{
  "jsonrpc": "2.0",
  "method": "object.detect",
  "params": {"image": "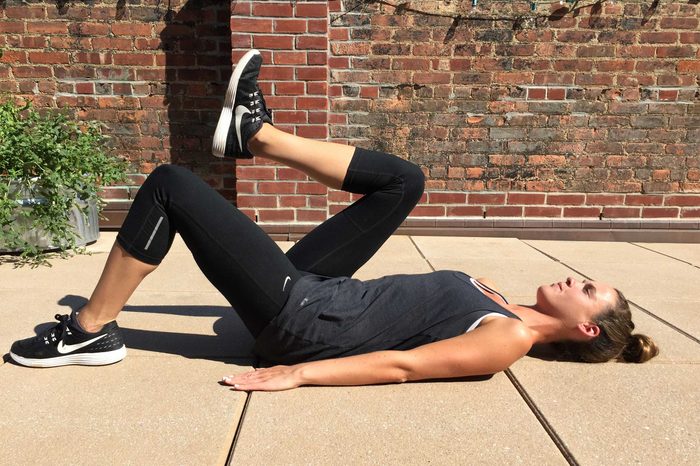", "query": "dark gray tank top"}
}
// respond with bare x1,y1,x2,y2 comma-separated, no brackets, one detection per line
254,270,520,365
